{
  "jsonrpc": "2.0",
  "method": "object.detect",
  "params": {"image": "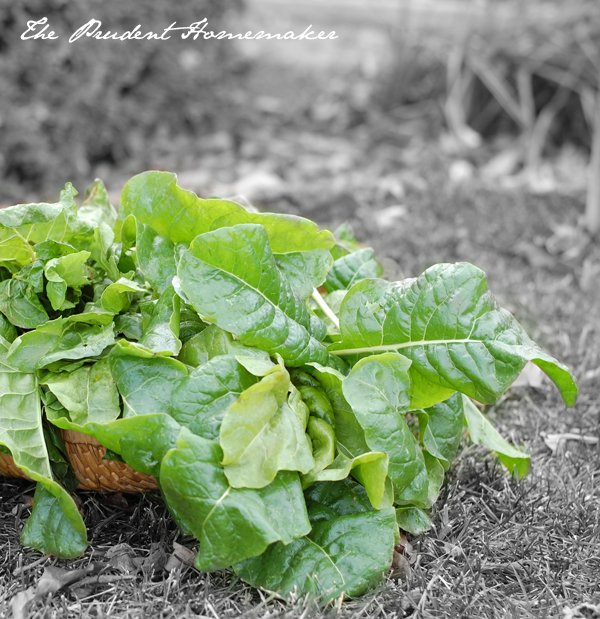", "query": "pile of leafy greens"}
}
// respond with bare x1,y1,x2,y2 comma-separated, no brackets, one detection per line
0,171,577,602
